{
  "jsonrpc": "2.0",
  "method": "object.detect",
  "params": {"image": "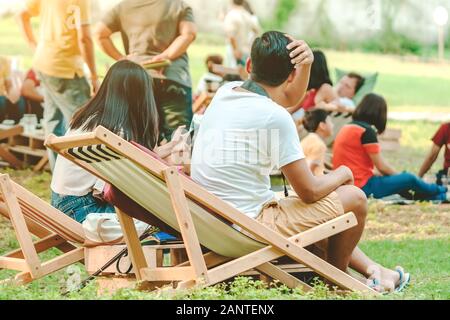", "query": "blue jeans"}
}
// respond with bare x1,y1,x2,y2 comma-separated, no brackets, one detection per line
0,95,26,123
51,192,115,223
362,172,448,201
37,72,90,171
